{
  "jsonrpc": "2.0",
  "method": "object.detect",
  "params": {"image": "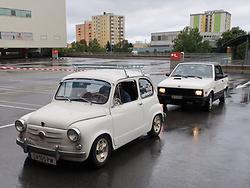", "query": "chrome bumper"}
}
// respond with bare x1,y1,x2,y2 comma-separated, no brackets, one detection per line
16,138,86,161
